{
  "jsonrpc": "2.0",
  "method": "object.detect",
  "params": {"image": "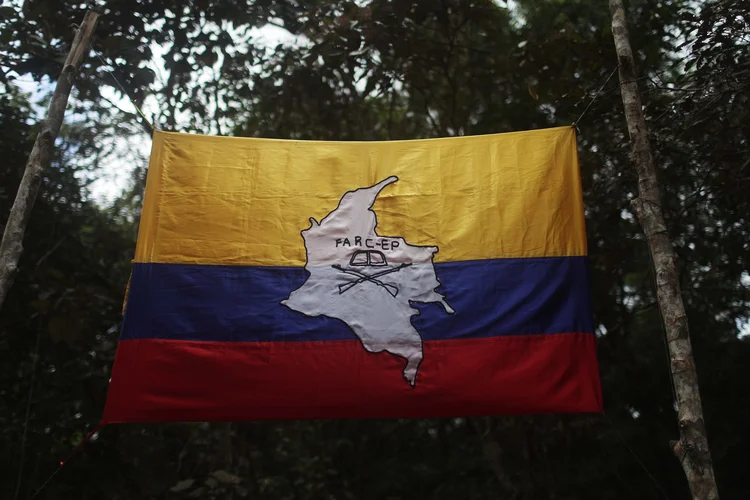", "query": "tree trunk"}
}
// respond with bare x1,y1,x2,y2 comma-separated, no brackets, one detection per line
0,10,99,311
608,1,719,499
